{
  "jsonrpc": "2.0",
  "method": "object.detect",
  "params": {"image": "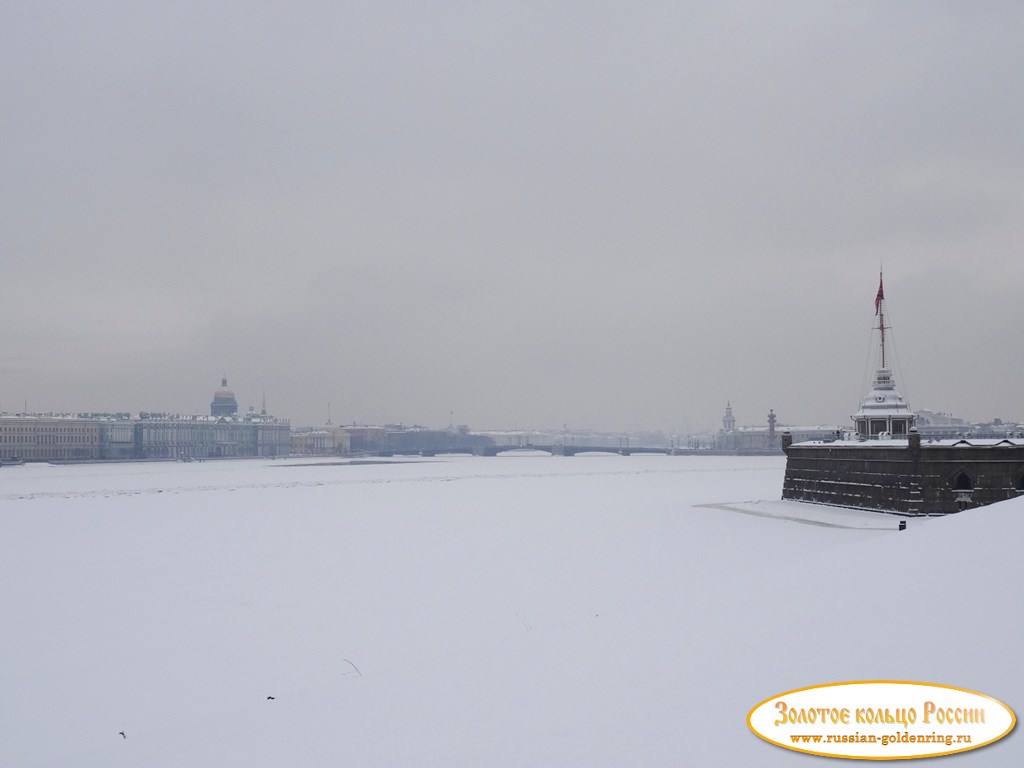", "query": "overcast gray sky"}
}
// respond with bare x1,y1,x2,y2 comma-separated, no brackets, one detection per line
3,1,1023,431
